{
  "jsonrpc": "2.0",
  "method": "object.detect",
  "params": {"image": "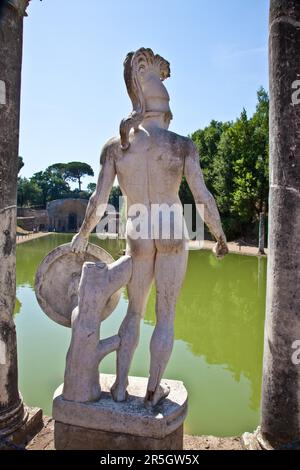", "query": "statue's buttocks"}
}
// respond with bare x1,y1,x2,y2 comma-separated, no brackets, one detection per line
105,128,190,254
